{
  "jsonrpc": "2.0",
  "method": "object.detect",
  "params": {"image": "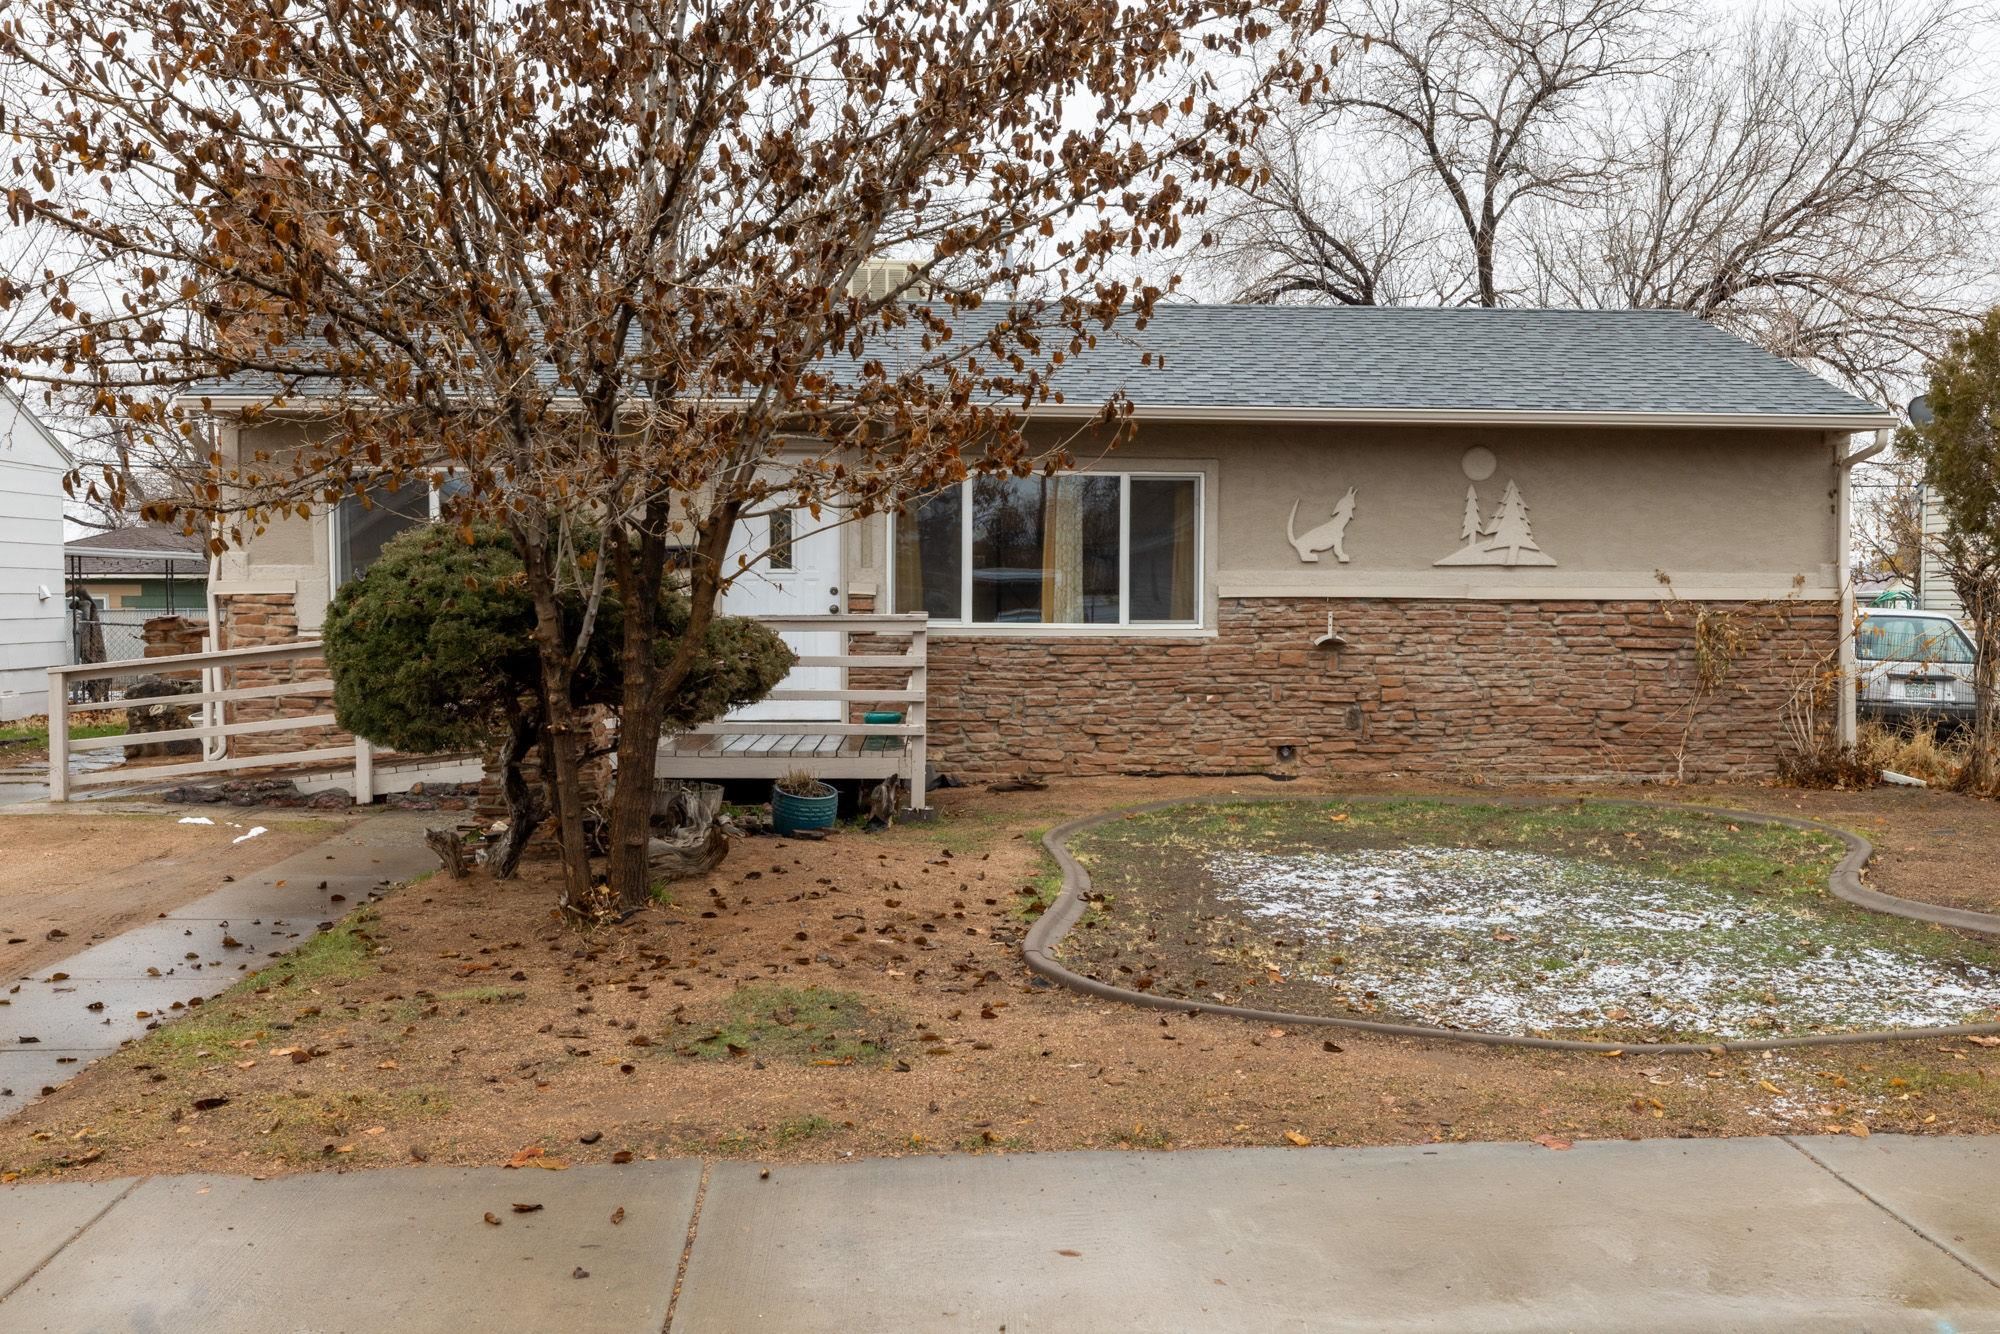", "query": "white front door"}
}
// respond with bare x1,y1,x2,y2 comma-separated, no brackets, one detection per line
721,506,842,722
